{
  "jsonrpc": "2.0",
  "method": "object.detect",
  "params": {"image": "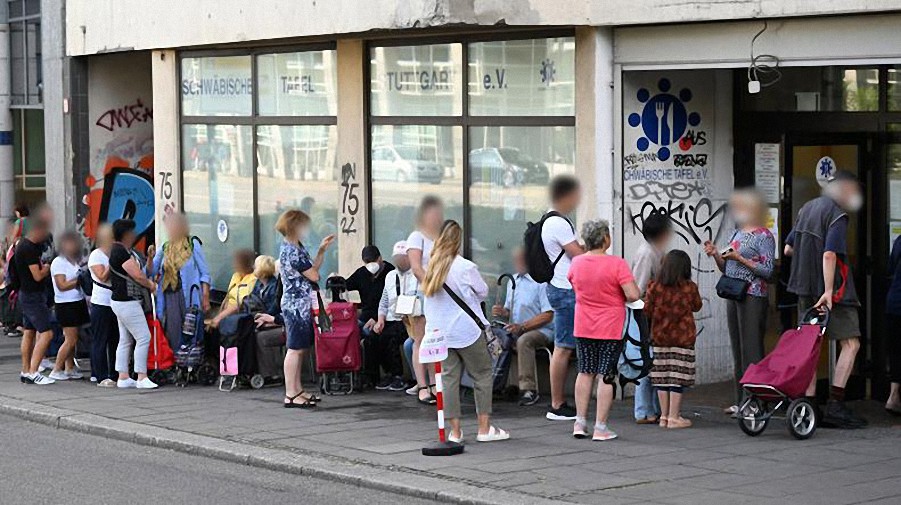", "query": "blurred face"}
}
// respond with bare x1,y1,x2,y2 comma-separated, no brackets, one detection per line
96,227,113,249
836,180,864,212
38,207,53,225
421,205,444,233
166,216,188,240
62,238,81,259
729,194,762,227
121,230,137,248
556,187,582,214
512,250,527,275
393,254,410,272
232,255,246,274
